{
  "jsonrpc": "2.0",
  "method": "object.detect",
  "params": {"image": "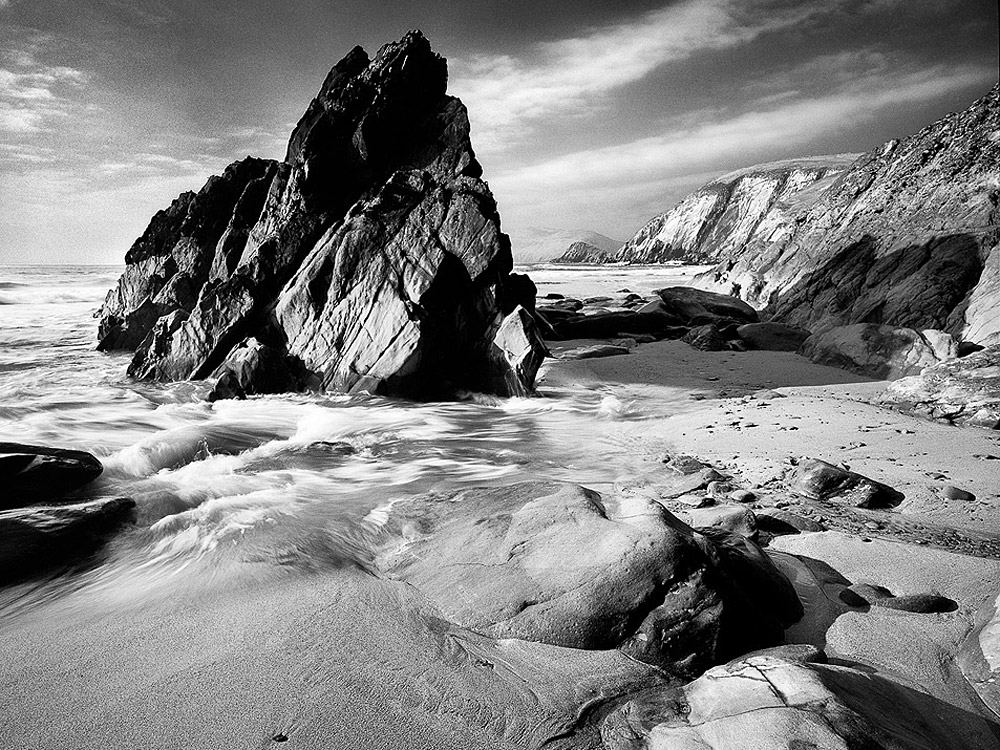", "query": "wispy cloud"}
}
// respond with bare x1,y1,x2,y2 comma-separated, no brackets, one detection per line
451,0,892,153
0,46,89,135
